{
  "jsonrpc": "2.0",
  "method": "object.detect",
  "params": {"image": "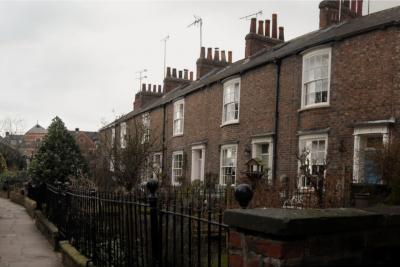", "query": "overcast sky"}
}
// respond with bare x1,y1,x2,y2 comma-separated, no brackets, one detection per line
0,0,398,135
